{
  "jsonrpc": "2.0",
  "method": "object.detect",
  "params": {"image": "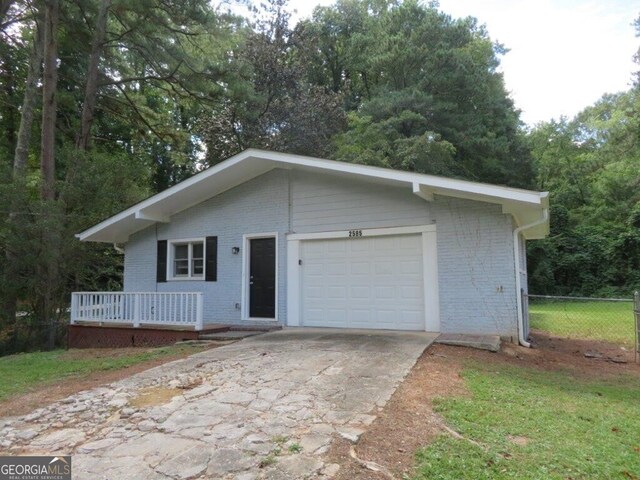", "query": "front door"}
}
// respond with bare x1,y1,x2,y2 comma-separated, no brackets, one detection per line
249,237,276,318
